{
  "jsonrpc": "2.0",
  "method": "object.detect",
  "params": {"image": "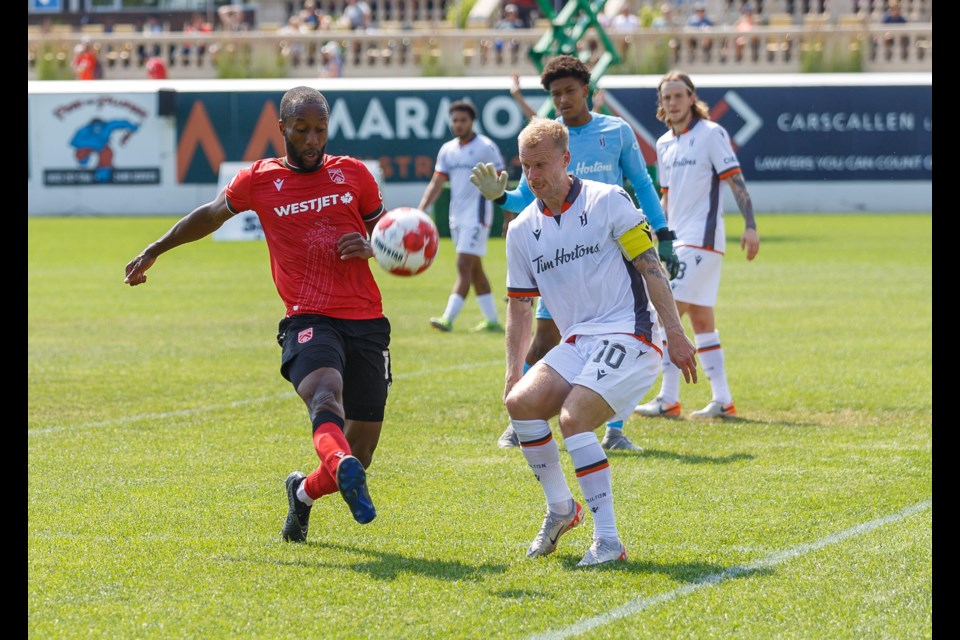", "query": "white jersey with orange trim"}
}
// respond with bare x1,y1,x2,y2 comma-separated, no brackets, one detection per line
505,177,658,345
656,118,741,254
435,133,505,231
